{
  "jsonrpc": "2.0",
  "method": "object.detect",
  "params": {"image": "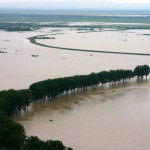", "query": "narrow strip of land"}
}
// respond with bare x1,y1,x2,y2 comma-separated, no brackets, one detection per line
28,36,150,56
